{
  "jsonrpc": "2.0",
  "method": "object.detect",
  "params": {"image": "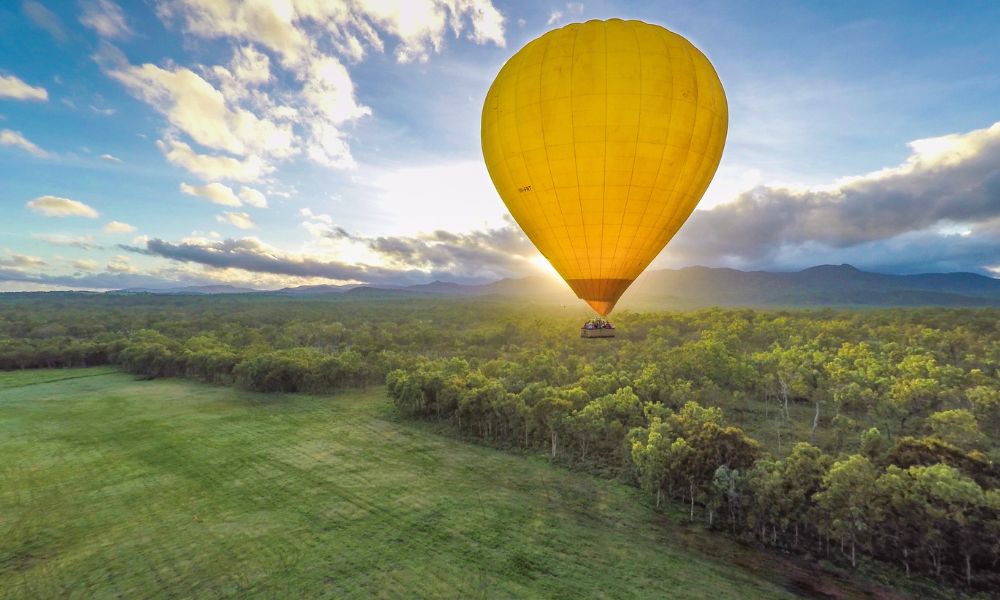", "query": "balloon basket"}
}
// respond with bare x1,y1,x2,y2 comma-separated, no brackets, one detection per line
581,318,615,338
